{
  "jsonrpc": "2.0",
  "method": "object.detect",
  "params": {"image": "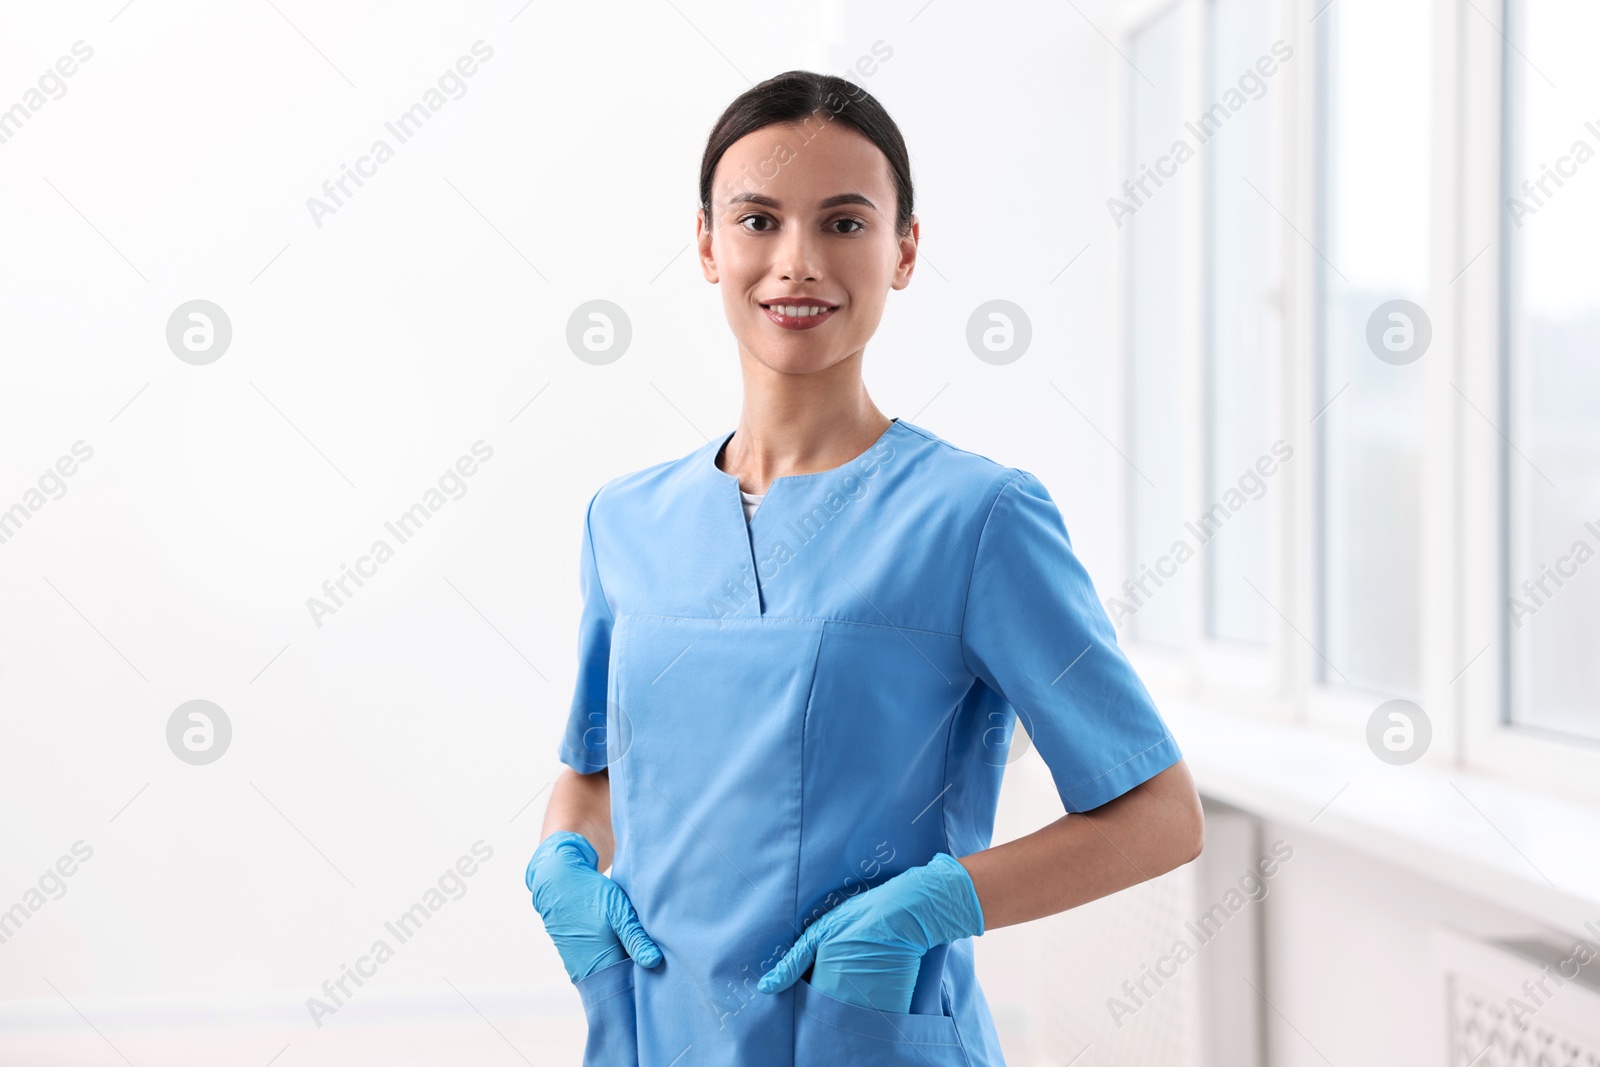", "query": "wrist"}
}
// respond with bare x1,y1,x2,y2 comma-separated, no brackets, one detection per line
527,831,599,892
926,852,986,941
551,831,600,868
